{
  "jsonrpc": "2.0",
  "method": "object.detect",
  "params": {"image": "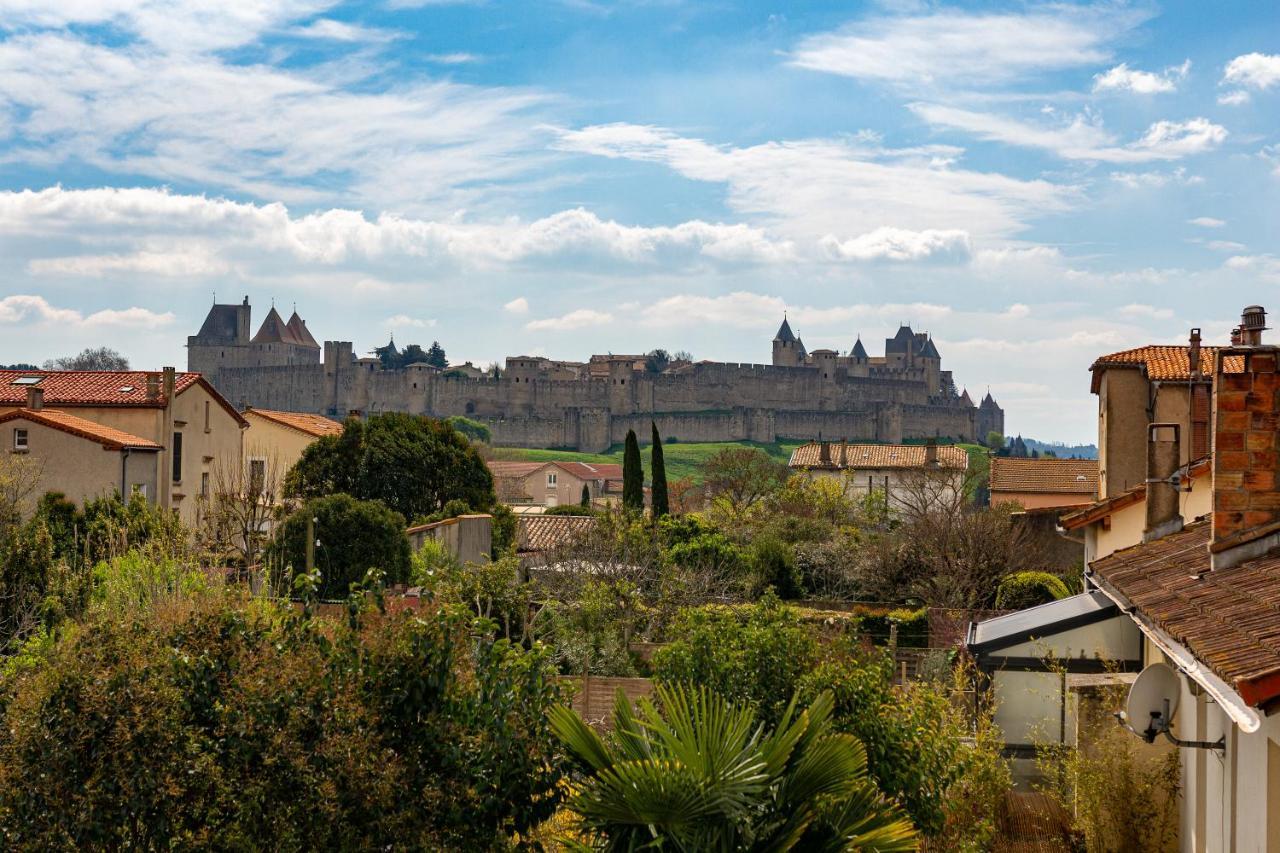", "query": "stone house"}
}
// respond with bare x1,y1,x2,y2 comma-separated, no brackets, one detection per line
0,367,247,526
487,460,624,508
243,407,343,488
970,307,1280,849
788,440,970,512
0,391,161,507
988,457,1099,510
